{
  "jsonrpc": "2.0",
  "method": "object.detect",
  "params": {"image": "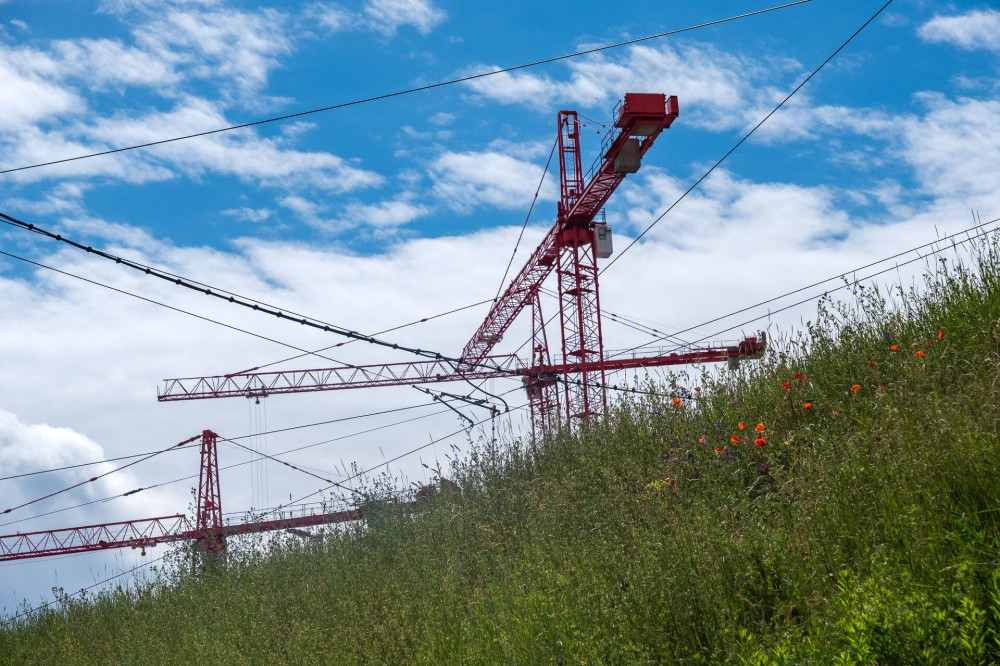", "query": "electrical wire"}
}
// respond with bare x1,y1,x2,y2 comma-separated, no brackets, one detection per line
0,0,817,177
0,434,201,517
0,401,463,531
636,219,1000,356
232,297,494,375
600,0,895,275
611,215,1000,356
3,554,166,624
492,135,559,305
217,435,358,495
0,402,450,484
